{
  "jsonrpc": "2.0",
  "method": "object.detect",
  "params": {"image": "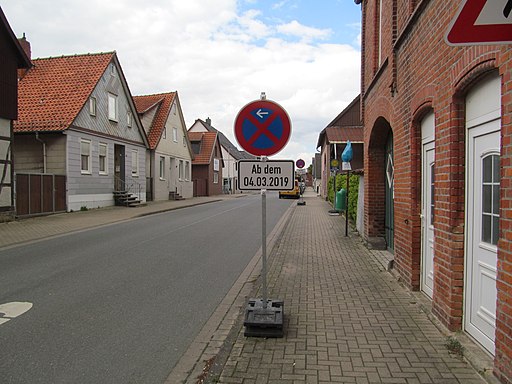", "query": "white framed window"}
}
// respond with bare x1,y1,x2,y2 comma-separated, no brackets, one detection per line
214,172,219,184
159,156,165,179
127,111,132,127
89,97,96,116
482,154,500,245
131,149,139,177
172,127,178,142
183,136,186,147
108,93,118,122
80,139,91,174
179,160,184,180
99,143,108,175
214,158,220,172
163,127,166,140
185,161,190,181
